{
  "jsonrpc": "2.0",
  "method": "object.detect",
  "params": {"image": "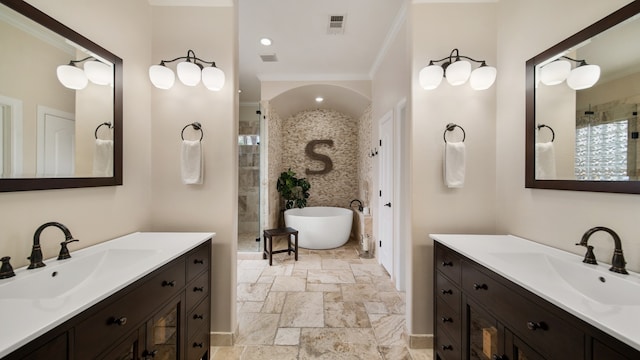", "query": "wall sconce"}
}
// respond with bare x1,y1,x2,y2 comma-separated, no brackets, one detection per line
539,56,600,90
149,49,225,91
57,56,112,90
419,48,497,91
